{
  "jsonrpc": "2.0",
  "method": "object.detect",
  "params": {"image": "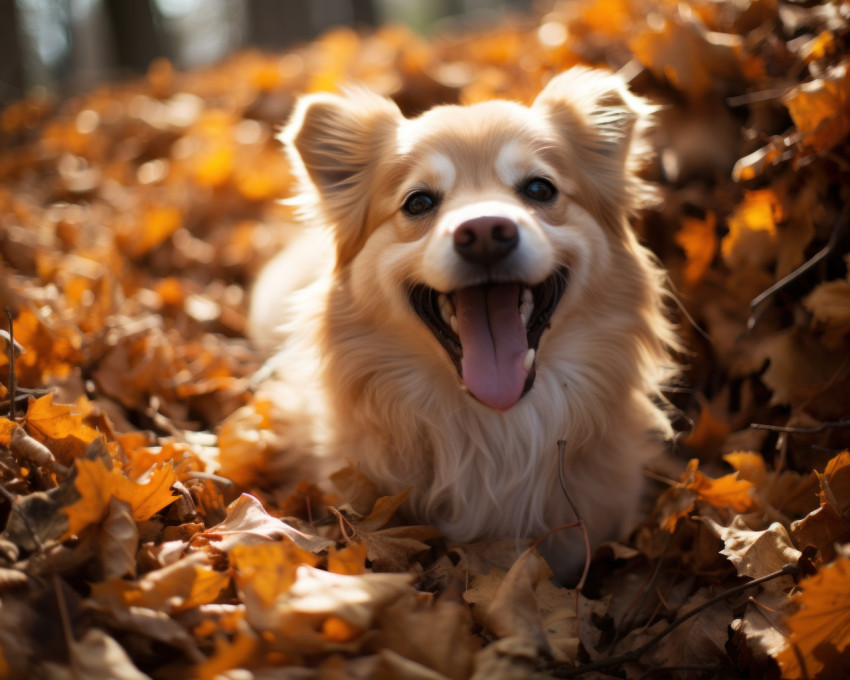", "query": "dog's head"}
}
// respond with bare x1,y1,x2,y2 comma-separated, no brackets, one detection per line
283,68,656,412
